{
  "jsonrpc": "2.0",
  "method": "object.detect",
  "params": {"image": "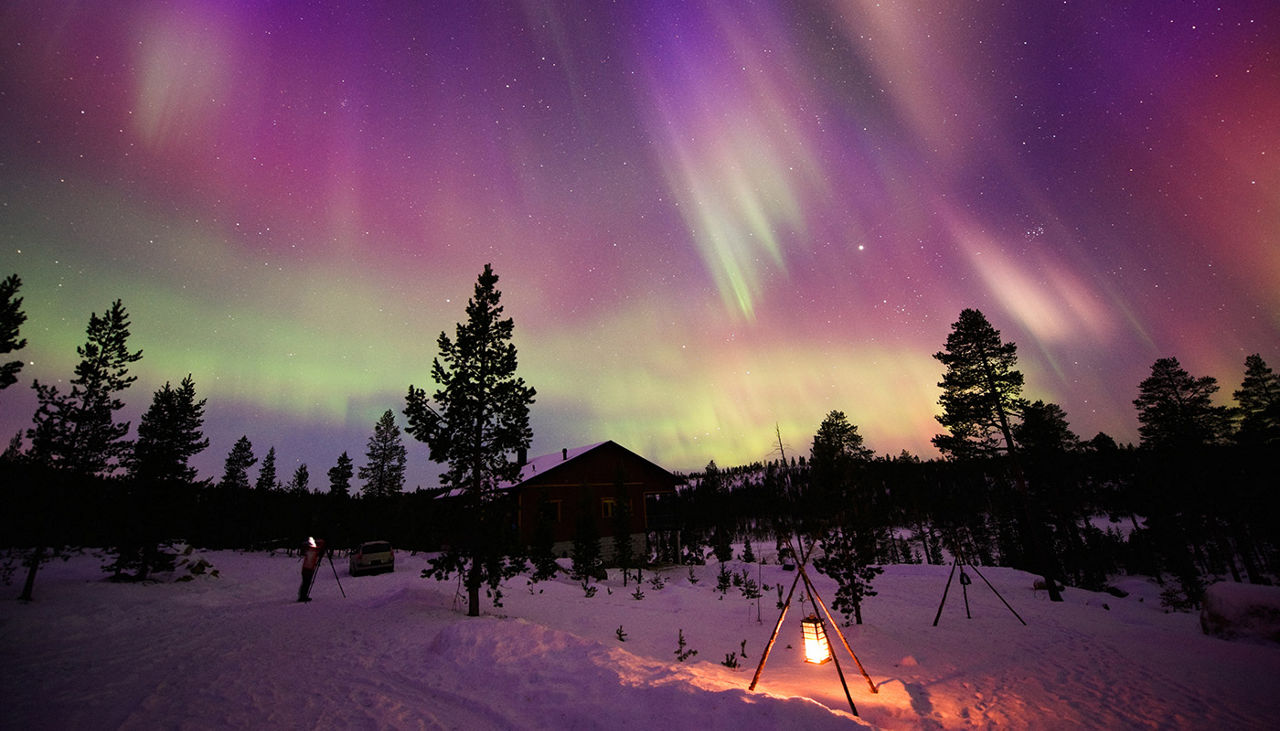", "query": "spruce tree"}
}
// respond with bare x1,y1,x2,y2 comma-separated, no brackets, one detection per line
1,273,27,391
404,264,536,616
256,446,280,492
1134,357,1230,451
327,452,354,497
1233,354,1280,446
288,463,310,494
29,300,143,476
359,409,407,498
219,436,257,491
